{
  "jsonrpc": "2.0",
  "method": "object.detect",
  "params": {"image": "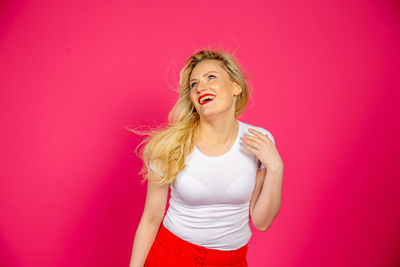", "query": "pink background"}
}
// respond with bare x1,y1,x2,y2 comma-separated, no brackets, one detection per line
1,0,399,266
